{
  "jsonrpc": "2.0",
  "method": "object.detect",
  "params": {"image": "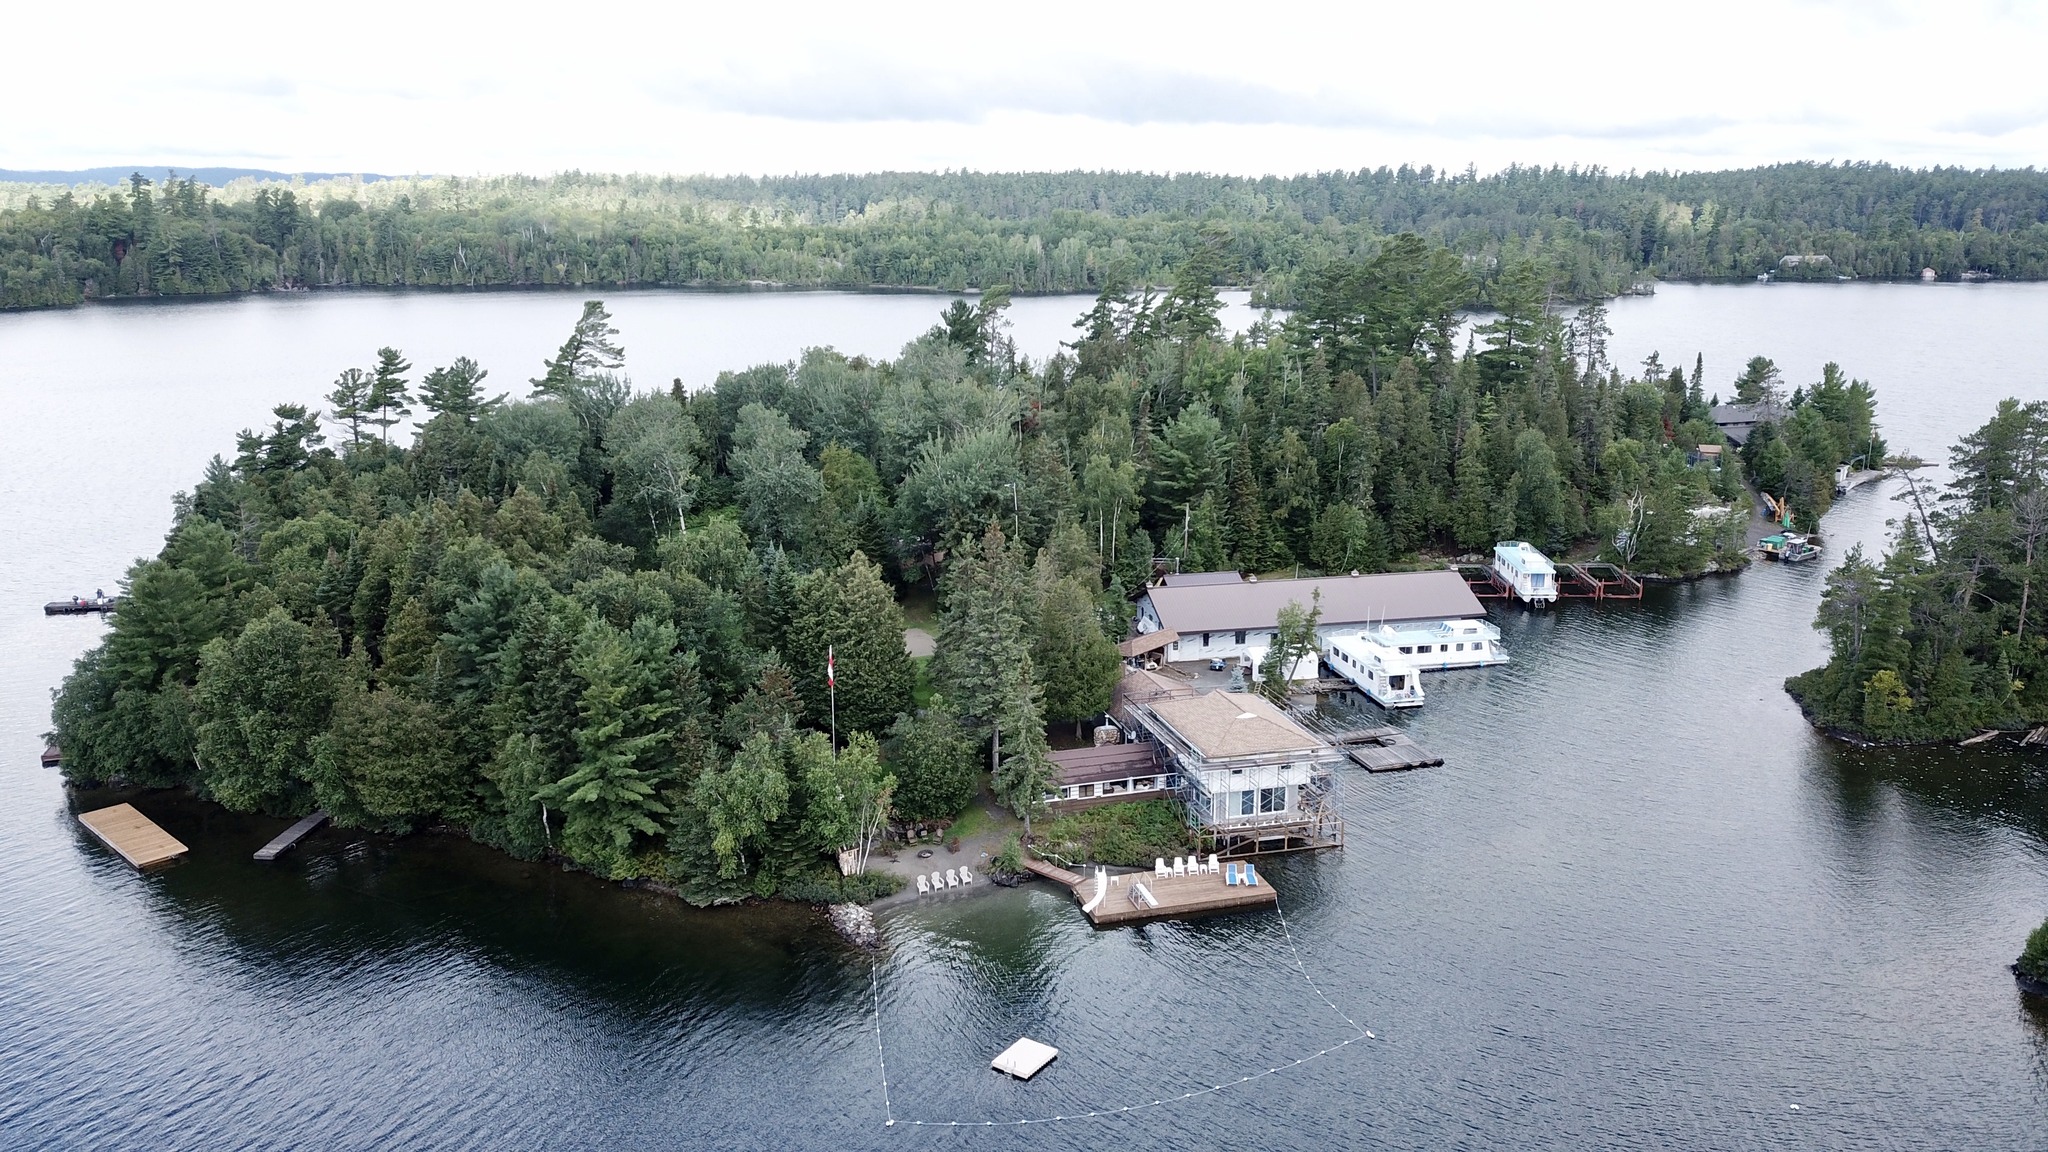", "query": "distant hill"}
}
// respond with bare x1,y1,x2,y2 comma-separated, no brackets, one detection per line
0,166,392,186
